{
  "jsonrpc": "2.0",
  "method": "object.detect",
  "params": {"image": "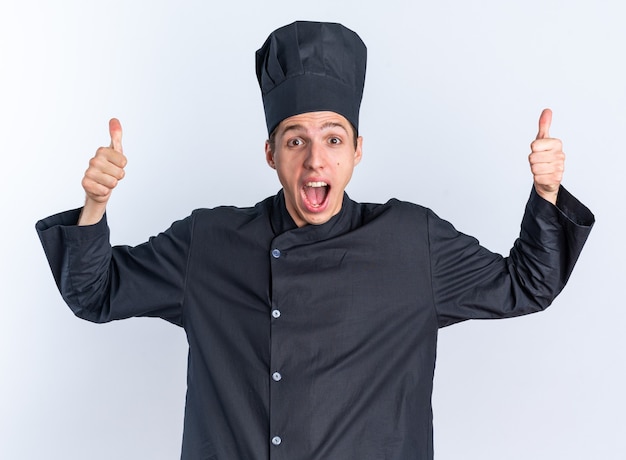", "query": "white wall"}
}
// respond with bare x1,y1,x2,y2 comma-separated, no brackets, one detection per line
1,1,623,458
